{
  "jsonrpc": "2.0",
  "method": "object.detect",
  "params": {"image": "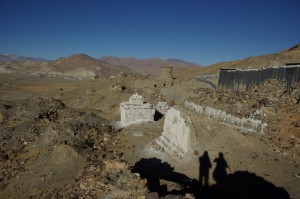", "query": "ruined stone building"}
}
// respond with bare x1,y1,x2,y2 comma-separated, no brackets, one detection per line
155,64,174,87
158,64,174,80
